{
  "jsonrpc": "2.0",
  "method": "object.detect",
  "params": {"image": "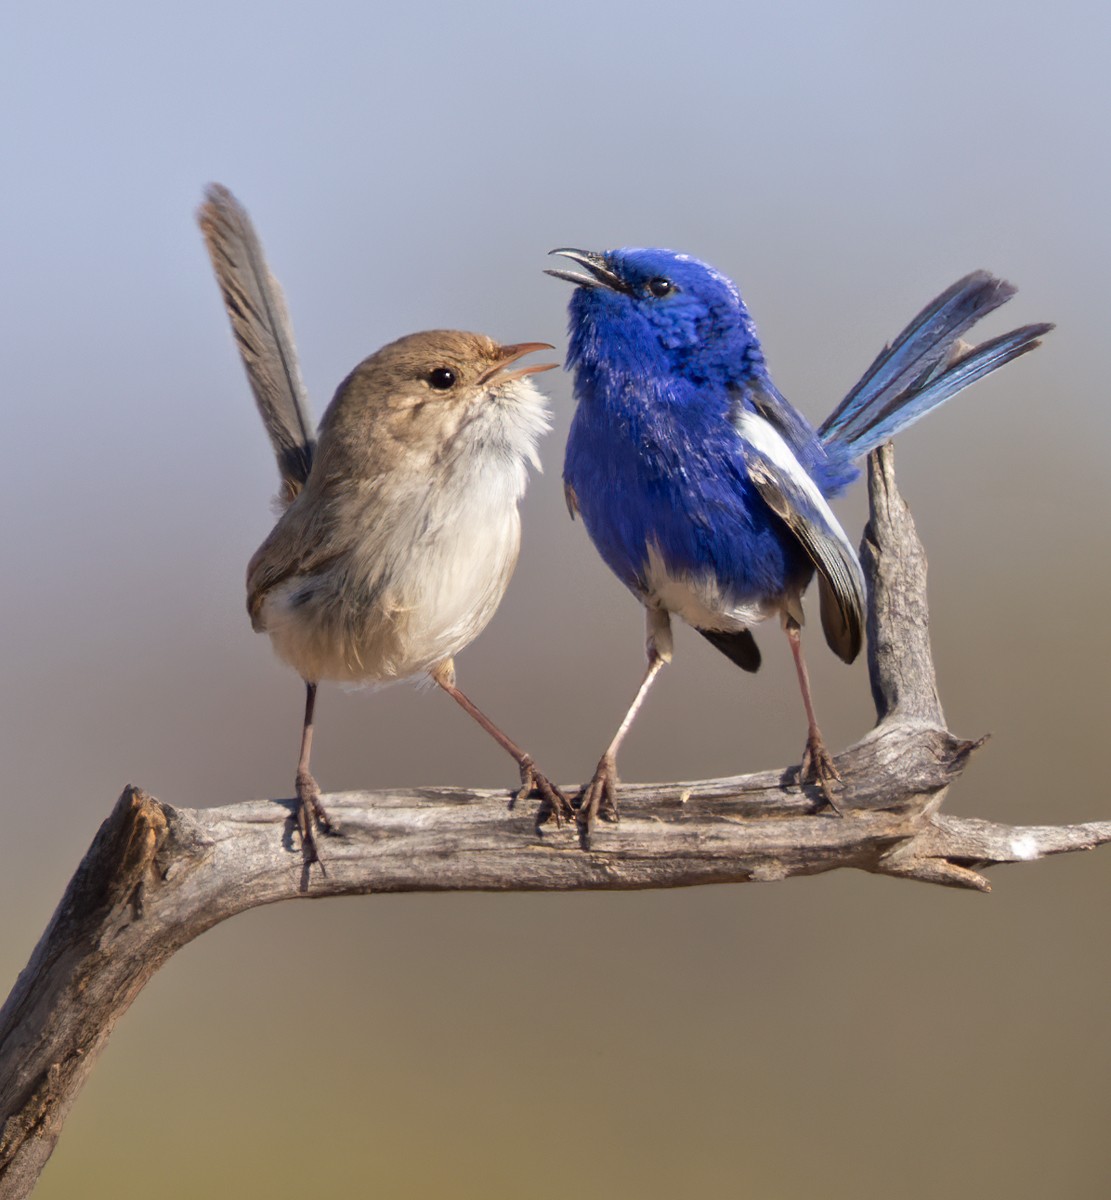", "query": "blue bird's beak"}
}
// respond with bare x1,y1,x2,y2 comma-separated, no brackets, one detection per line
545,248,630,293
